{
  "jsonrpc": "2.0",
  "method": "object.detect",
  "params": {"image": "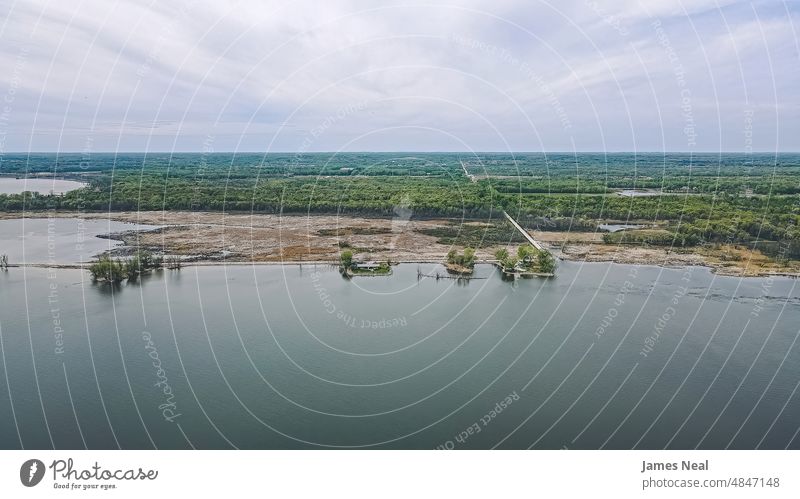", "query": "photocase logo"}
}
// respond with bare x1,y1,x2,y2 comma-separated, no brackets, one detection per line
20,459,45,487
